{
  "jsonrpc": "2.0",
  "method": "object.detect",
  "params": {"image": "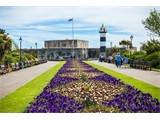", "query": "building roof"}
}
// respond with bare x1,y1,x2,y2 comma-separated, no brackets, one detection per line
45,39,88,43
